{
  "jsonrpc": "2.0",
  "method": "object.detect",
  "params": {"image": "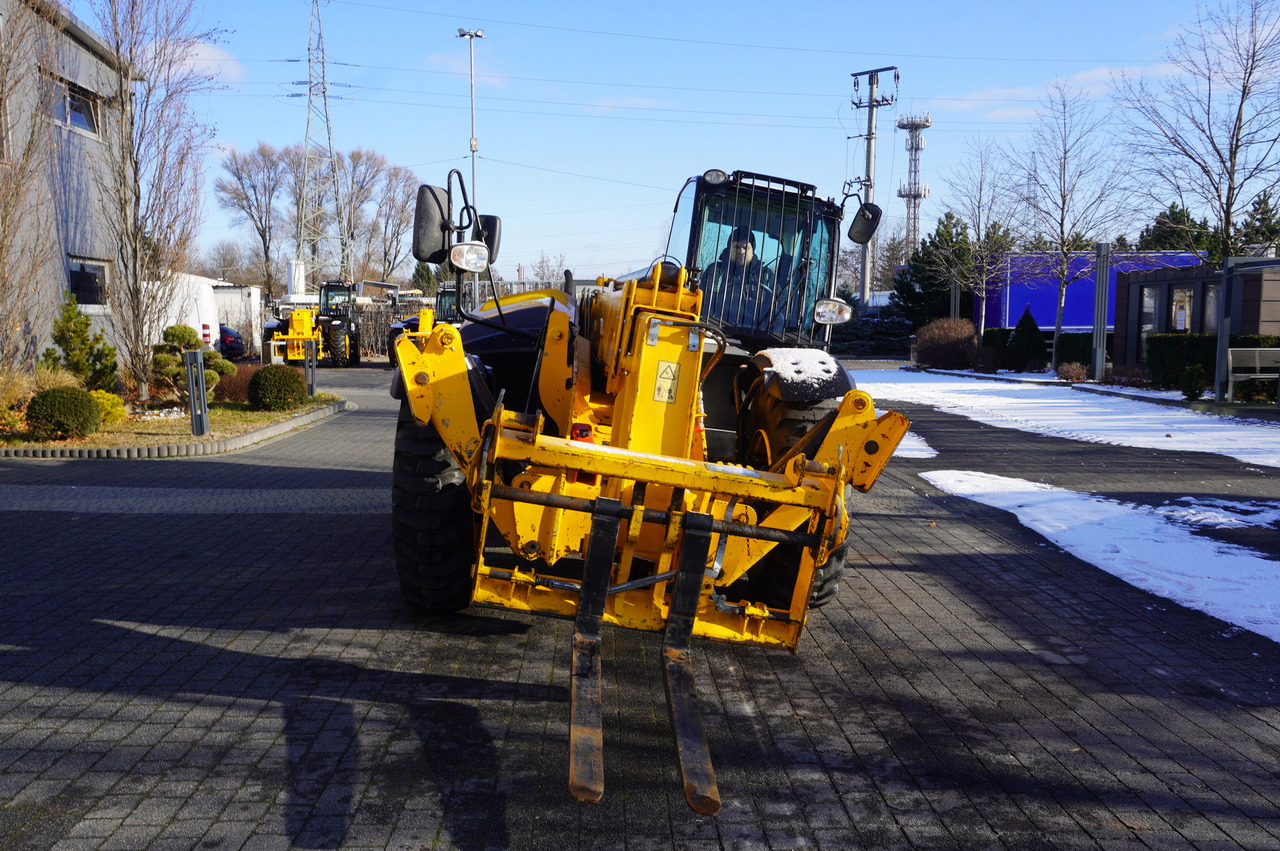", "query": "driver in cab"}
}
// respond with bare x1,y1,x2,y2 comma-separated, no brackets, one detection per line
702,226,771,323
